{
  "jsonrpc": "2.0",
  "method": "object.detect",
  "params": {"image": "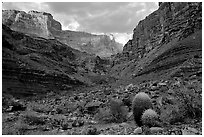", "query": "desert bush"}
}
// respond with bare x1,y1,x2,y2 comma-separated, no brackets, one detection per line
22,111,47,125
29,102,53,114
160,84,202,125
160,104,184,125
15,120,31,135
49,114,68,127
2,94,26,112
175,86,202,119
2,94,14,107
109,99,128,123
2,120,30,135
94,107,113,123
